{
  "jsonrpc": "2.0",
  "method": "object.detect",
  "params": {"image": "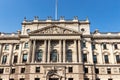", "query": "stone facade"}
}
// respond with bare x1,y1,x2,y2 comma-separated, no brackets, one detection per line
0,17,119,80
